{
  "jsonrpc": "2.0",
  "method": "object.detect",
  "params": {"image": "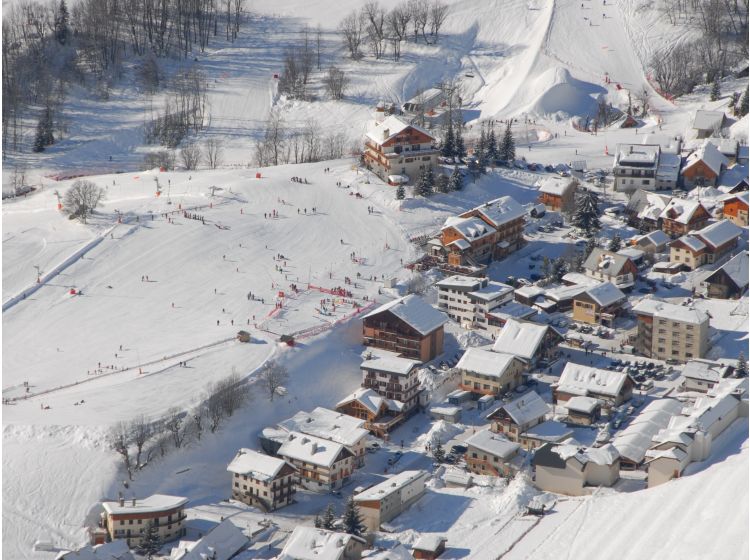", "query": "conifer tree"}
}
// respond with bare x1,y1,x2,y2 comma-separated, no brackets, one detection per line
572,188,602,237
584,236,598,259
441,122,455,158
435,173,450,193
432,440,446,463
55,0,70,45
608,233,622,252
396,183,405,200
416,168,432,197
710,80,721,102
739,87,749,117
33,107,55,153
737,351,748,378
321,503,336,530
500,121,515,163
476,125,487,163
136,522,162,559
448,165,463,191
454,122,466,159
486,123,498,163
342,497,366,537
